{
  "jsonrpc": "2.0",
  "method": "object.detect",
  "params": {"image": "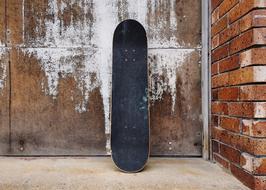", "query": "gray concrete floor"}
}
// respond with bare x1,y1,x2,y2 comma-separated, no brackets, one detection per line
0,157,249,190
